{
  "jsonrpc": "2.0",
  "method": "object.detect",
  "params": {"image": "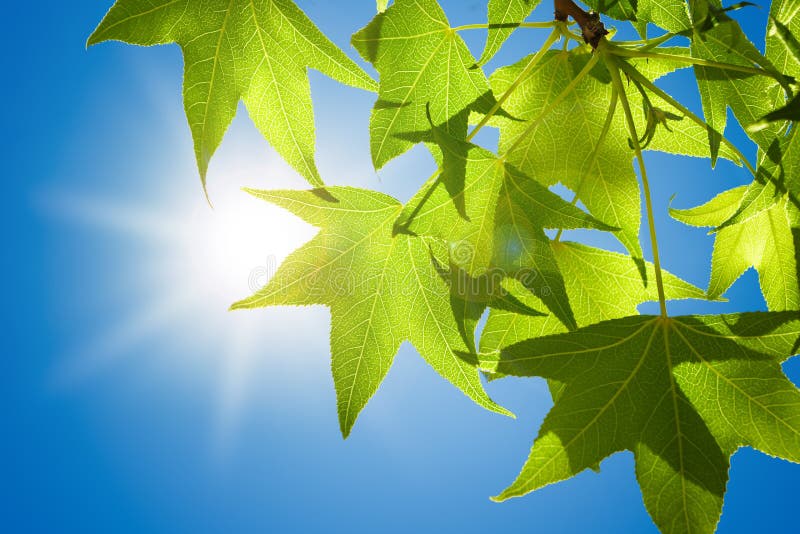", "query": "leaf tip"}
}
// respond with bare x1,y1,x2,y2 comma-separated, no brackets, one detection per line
704,289,726,302
86,26,106,48
229,297,254,311
339,414,357,440
202,182,214,209
193,150,216,200
486,397,515,419
565,316,579,332
489,493,508,503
